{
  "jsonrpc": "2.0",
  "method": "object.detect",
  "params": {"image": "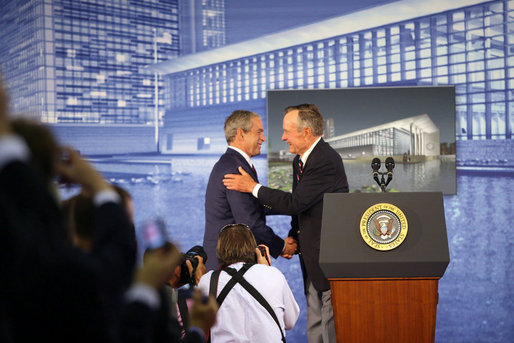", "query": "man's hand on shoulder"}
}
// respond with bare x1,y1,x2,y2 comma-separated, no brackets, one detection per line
223,166,257,193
